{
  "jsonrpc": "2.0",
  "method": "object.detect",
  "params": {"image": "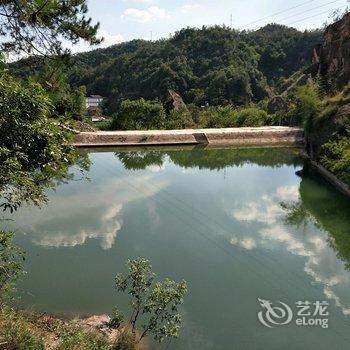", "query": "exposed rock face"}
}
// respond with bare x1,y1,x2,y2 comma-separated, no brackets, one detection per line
267,96,288,114
168,89,187,109
312,13,350,88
